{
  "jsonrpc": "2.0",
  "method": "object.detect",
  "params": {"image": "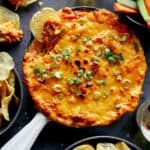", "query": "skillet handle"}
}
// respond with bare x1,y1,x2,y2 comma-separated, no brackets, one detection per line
1,112,48,150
